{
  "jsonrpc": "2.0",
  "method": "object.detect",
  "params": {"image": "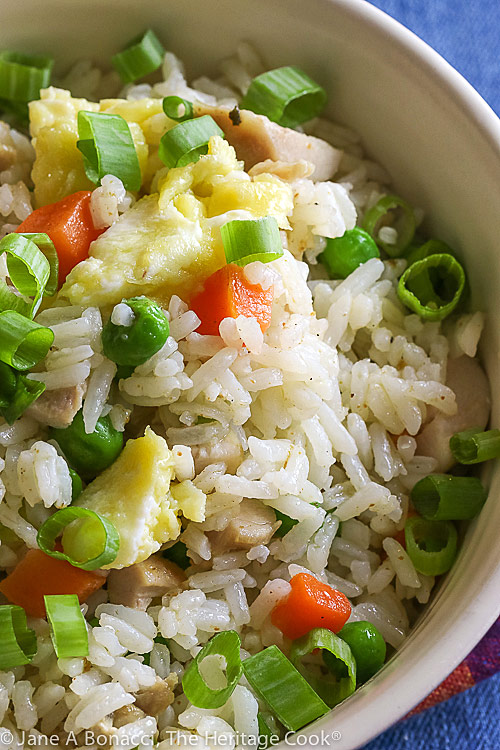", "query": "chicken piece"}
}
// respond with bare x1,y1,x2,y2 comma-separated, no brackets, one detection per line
113,704,145,728
209,498,278,553
193,103,341,182
248,158,315,181
191,433,243,474
107,555,185,610
416,355,490,472
134,673,177,716
26,384,85,429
